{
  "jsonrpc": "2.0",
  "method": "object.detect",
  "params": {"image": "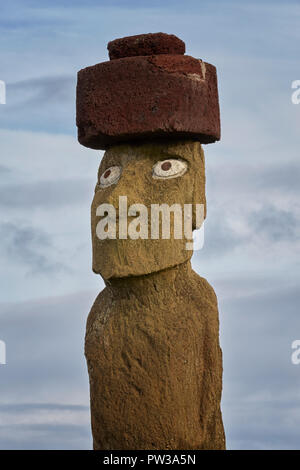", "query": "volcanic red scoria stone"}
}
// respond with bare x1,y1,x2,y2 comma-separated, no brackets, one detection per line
76,33,220,150
107,32,186,60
